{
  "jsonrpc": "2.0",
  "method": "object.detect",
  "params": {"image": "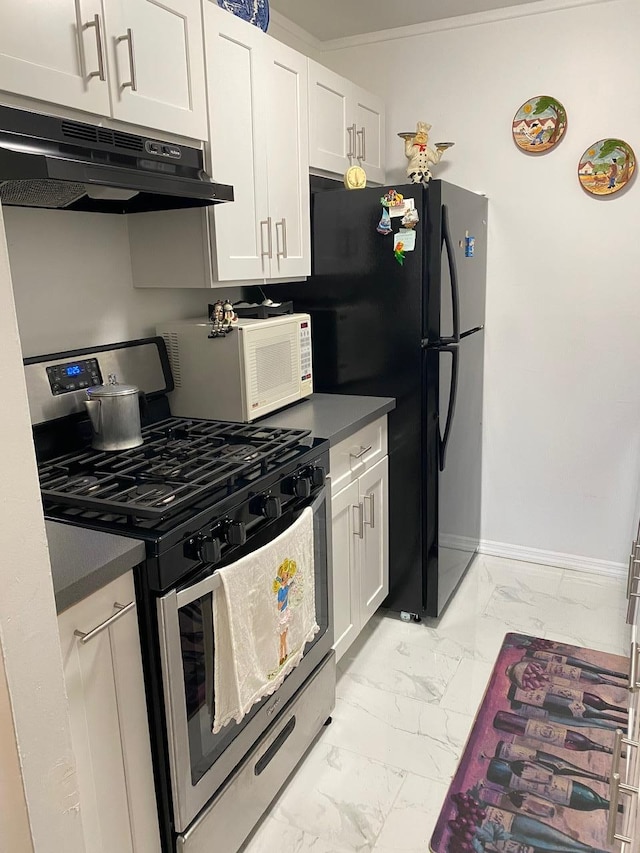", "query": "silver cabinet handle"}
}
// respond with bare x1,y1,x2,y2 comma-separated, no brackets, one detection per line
84,14,106,81
629,640,640,692
276,219,288,259
627,575,640,625
260,218,273,260
117,28,137,91
364,493,375,529
353,503,364,539
347,125,355,162
357,127,366,162
74,601,135,645
608,730,640,845
627,548,639,597
350,444,372,461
